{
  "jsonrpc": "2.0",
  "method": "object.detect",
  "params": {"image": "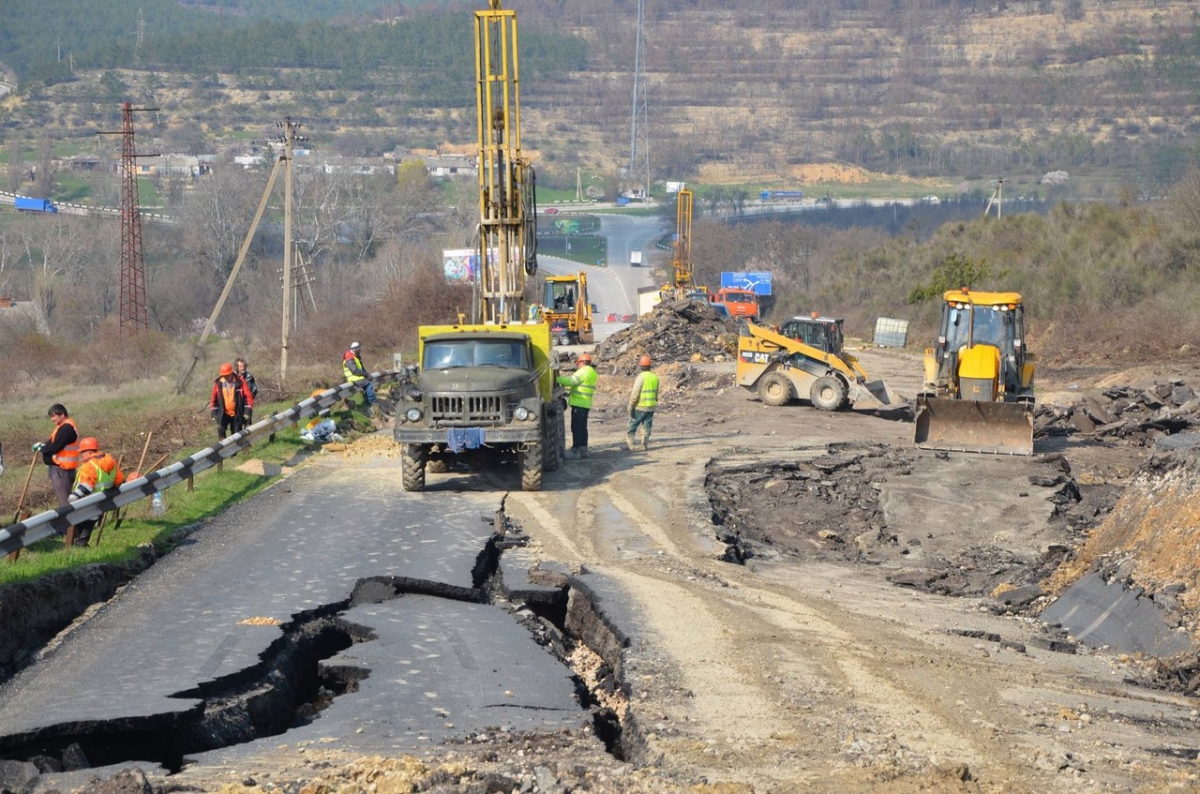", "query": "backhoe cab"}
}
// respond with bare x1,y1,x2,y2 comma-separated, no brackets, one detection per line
736,316,896,411
914,288,1035,455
